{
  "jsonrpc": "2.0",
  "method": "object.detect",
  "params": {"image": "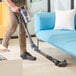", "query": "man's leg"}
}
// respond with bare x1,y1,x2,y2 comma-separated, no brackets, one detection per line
0,9,18,52
18,23,36,60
